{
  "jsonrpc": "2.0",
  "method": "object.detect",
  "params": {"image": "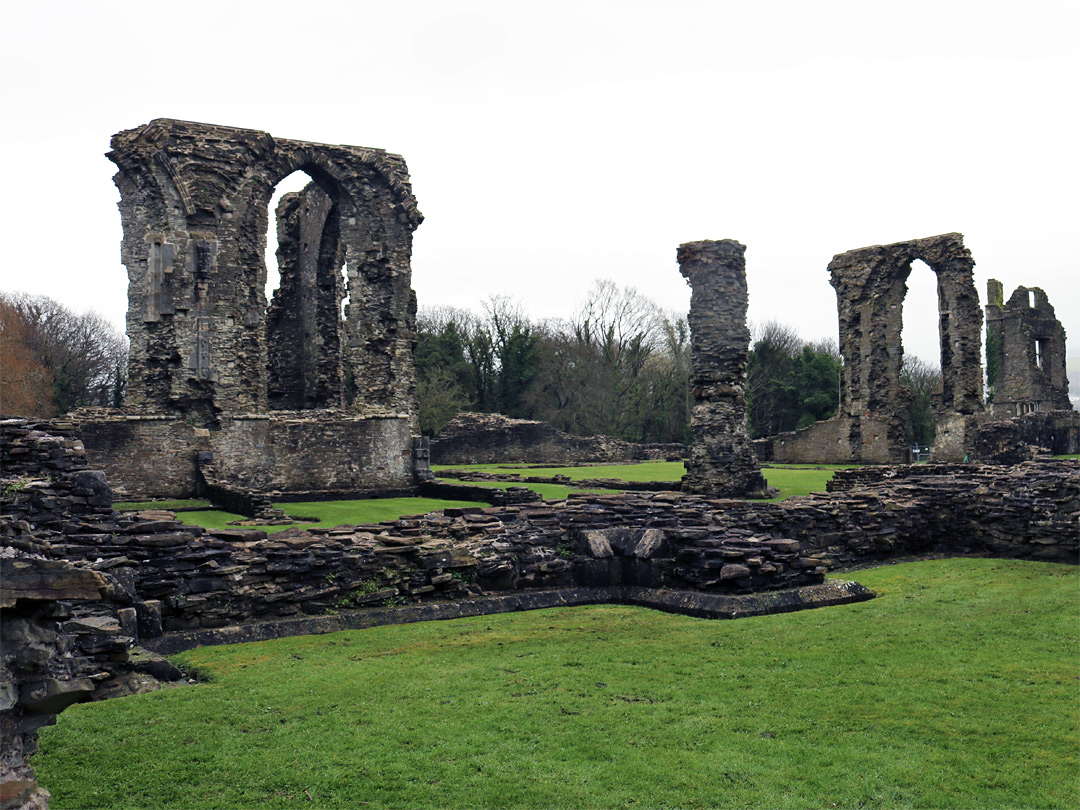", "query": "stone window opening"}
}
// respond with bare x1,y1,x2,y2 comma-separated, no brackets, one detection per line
1035,338,1045,370
900,259,943,371
264,169,349,411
